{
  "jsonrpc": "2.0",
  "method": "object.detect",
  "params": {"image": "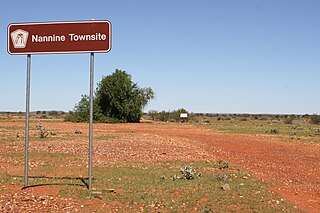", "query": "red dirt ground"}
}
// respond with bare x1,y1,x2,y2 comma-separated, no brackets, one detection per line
1,121,320,212
97,122,320,212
